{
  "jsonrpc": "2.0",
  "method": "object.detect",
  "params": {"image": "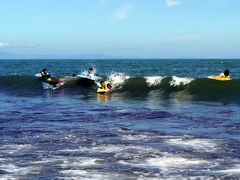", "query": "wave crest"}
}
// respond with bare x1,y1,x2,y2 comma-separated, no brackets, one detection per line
1,75,240,102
